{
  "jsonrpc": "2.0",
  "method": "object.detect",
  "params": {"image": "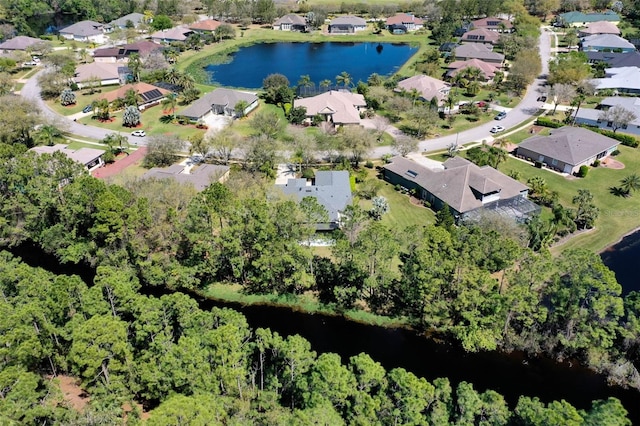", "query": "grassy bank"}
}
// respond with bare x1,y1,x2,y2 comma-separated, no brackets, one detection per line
203,282,410,328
